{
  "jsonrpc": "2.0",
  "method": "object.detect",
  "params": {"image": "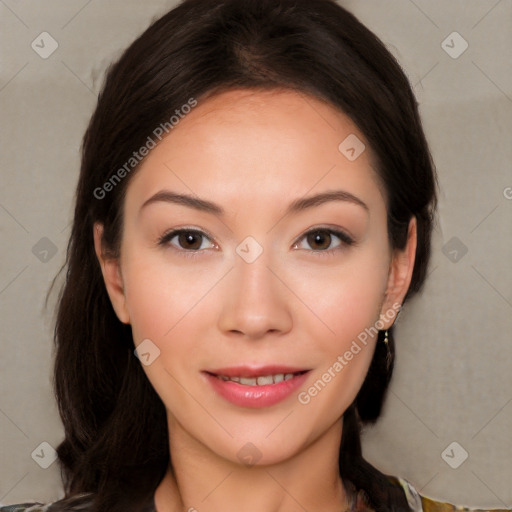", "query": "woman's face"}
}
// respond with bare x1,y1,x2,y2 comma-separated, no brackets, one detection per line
94,88,415,466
